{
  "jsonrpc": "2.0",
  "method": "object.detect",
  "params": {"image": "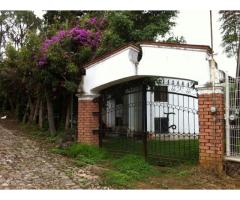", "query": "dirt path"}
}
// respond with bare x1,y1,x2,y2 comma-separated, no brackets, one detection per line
0,123,104,189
